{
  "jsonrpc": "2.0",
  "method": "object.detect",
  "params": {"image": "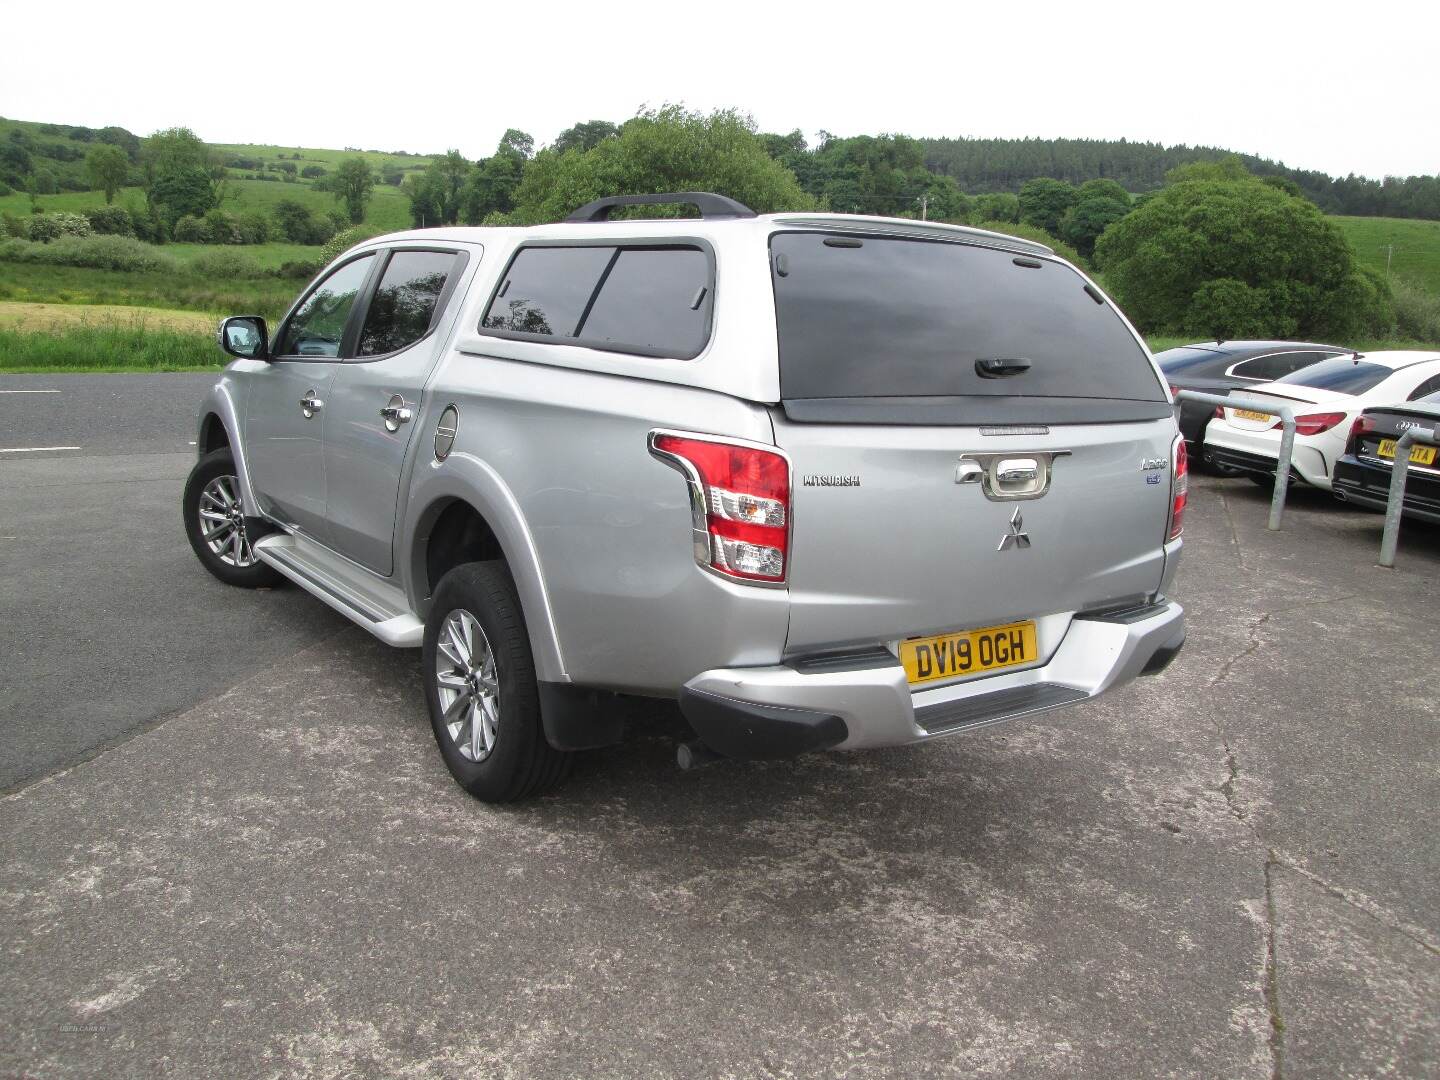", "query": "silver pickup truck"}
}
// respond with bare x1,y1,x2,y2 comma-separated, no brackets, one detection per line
185,192,1186,802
